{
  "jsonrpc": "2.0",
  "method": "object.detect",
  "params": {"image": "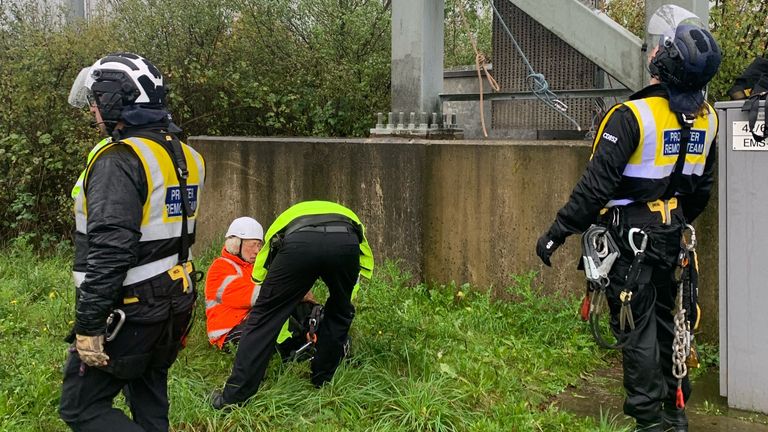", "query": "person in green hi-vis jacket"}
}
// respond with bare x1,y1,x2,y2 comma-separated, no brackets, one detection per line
210,200,374,408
